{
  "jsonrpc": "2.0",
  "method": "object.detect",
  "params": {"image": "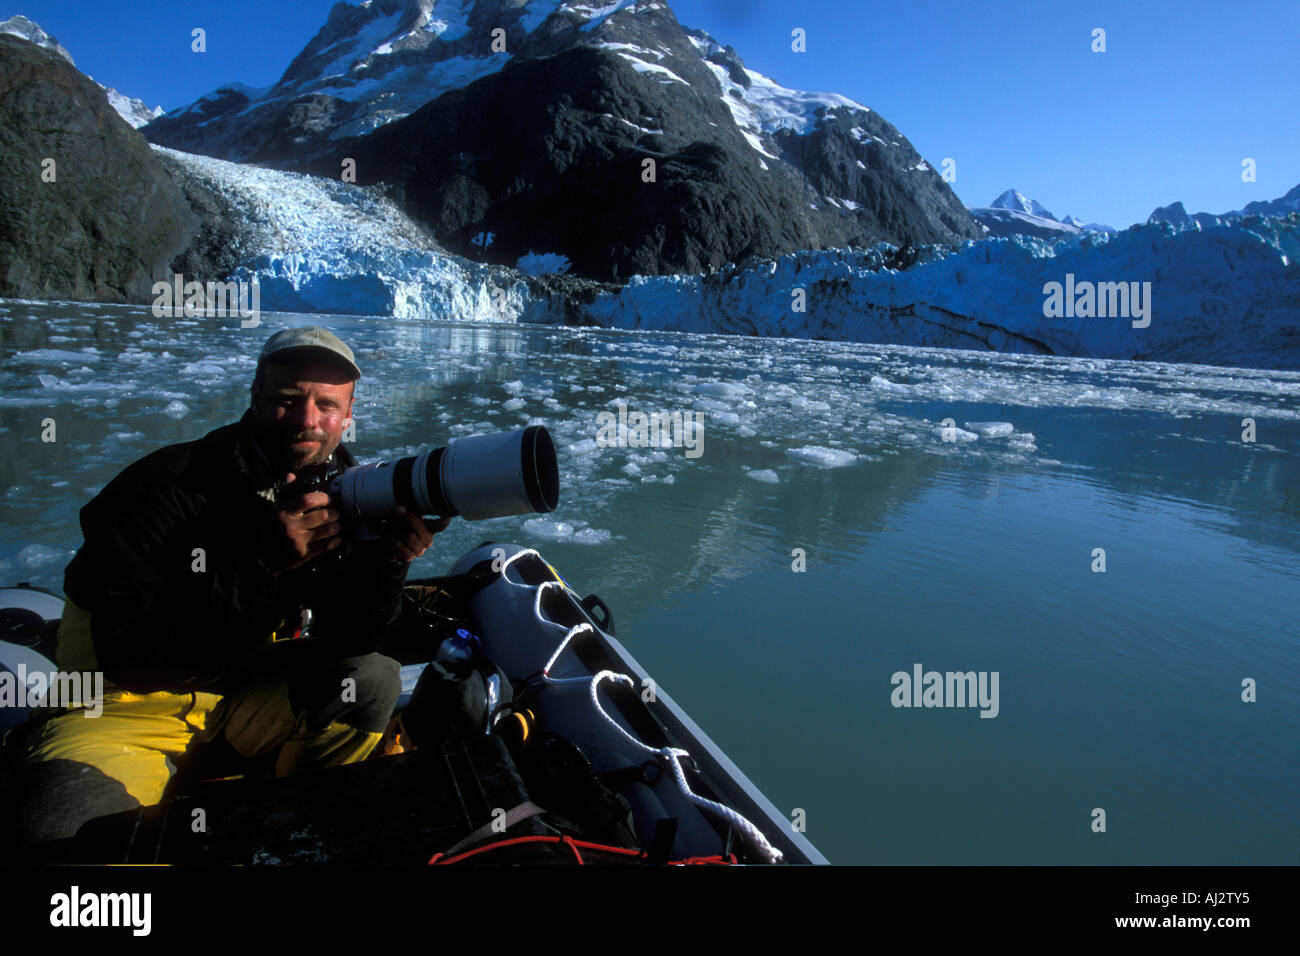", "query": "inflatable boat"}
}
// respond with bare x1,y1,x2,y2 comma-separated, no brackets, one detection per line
0,544,827,865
